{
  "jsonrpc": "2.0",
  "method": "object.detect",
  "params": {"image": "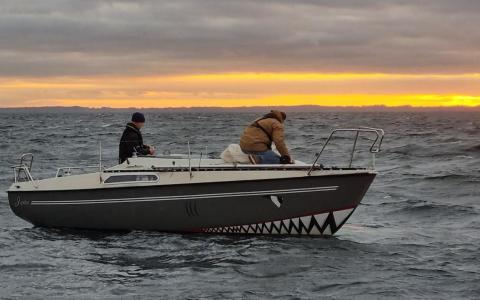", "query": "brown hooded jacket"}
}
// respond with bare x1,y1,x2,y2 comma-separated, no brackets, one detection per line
239,110,290,156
